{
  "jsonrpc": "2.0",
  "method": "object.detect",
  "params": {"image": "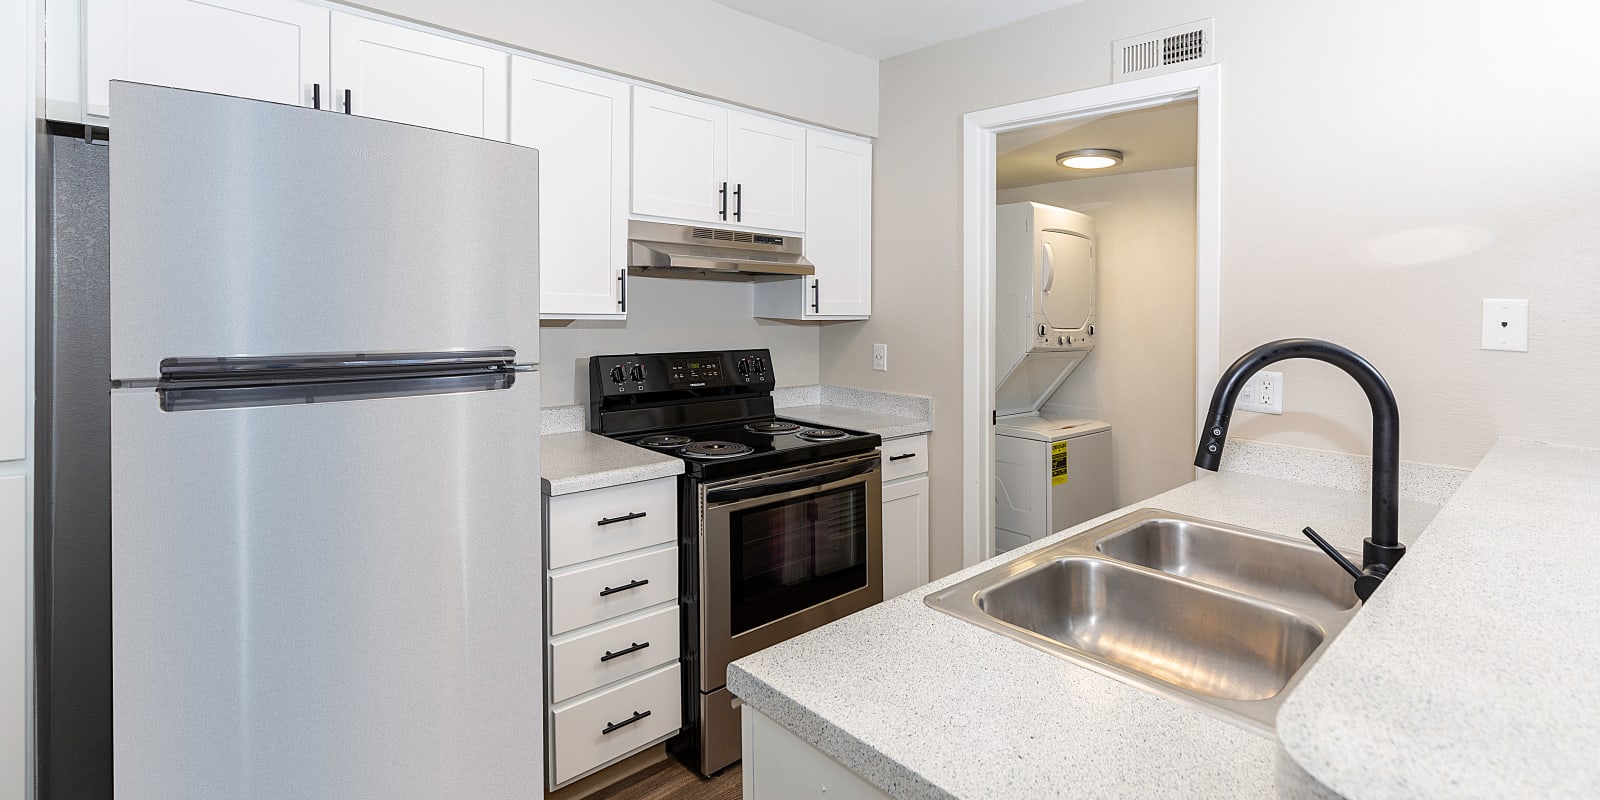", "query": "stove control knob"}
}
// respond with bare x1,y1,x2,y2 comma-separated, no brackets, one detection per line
630,364,647,383
609,365,626,384
753,356,766,375
736,358,750,377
